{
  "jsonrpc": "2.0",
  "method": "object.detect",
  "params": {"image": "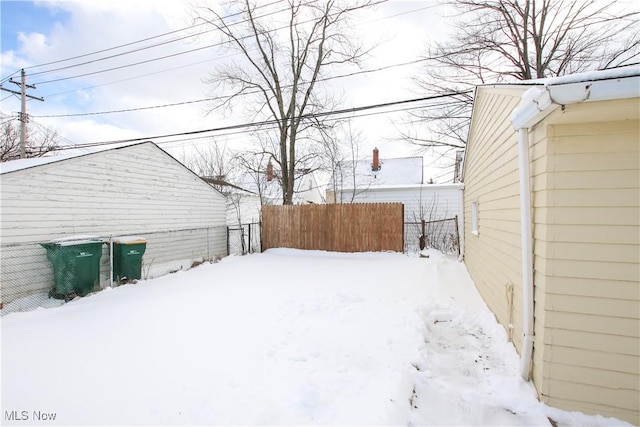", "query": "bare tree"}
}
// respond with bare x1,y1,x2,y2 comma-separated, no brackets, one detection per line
196,0,378,204
405,0,640,151
0,116,60,162
321,120,368,203
185,140,243,194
